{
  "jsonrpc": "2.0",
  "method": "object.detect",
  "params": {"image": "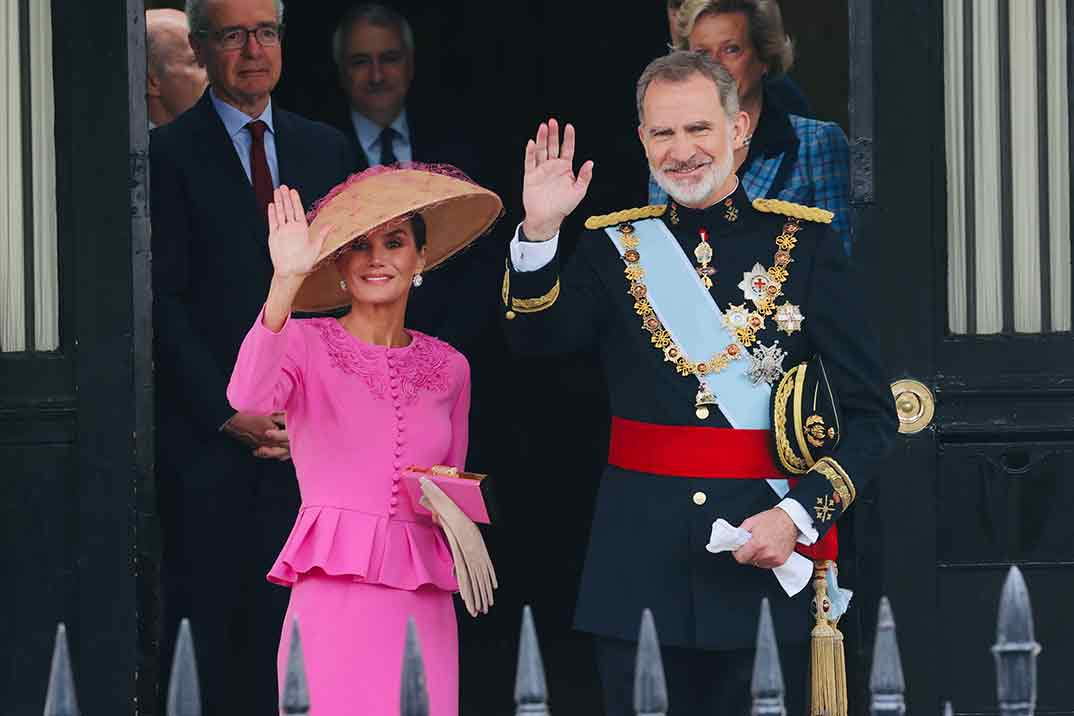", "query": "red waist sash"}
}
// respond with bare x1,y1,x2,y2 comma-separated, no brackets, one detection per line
607,417,837,561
